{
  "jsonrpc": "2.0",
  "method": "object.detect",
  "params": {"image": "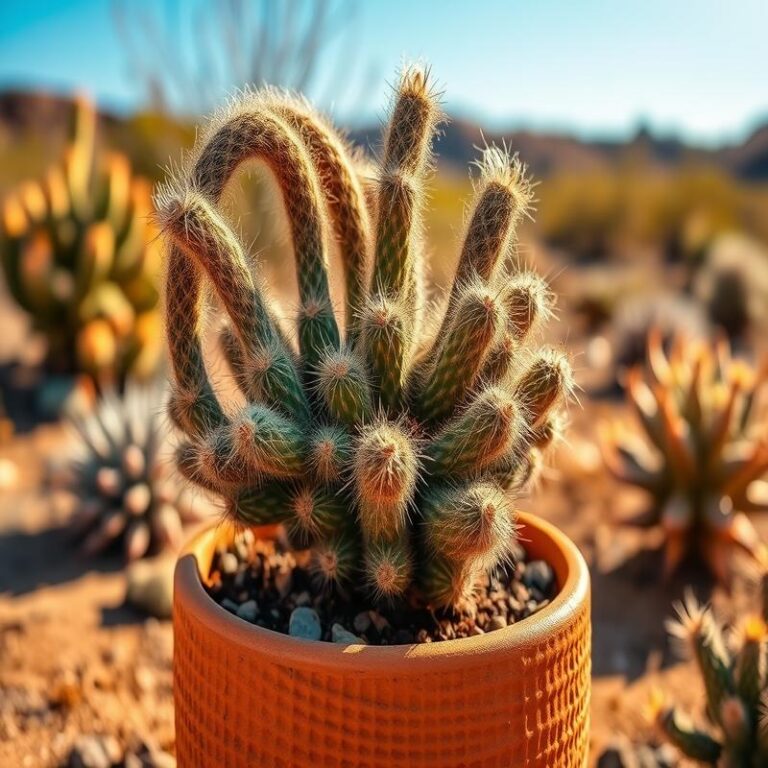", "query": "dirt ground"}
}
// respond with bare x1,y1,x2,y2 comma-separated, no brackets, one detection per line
1,282,765,768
